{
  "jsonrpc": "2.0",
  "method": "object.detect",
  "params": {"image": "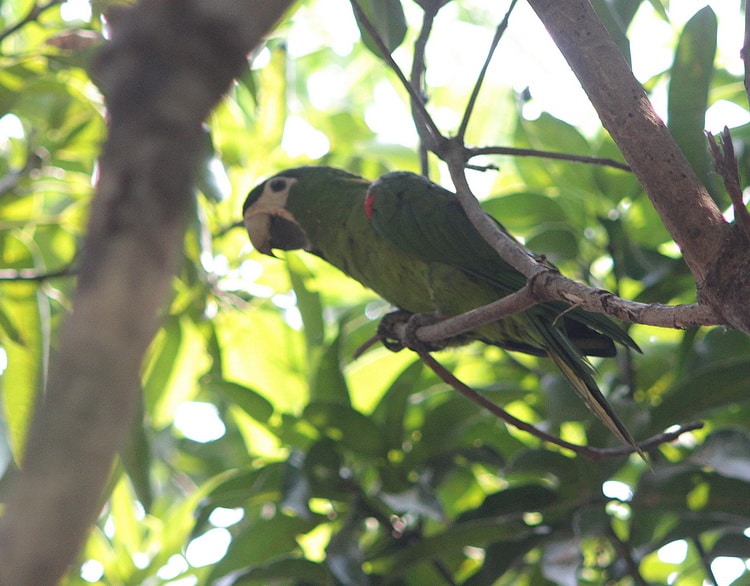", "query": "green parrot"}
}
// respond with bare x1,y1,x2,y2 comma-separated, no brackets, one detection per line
243,166,642,454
